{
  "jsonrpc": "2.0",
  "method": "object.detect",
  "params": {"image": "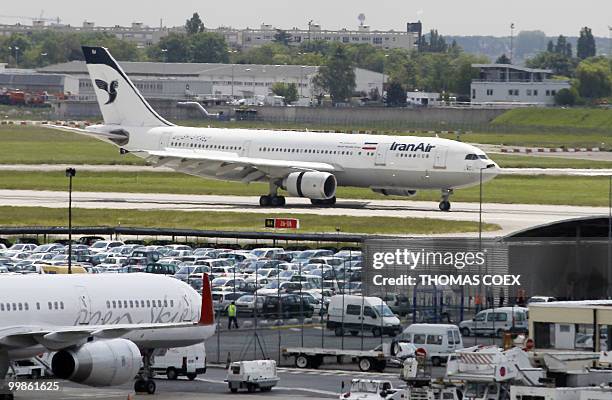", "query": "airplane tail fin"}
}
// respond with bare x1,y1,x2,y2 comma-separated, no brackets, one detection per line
82,46,173,127
198,273,214,326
